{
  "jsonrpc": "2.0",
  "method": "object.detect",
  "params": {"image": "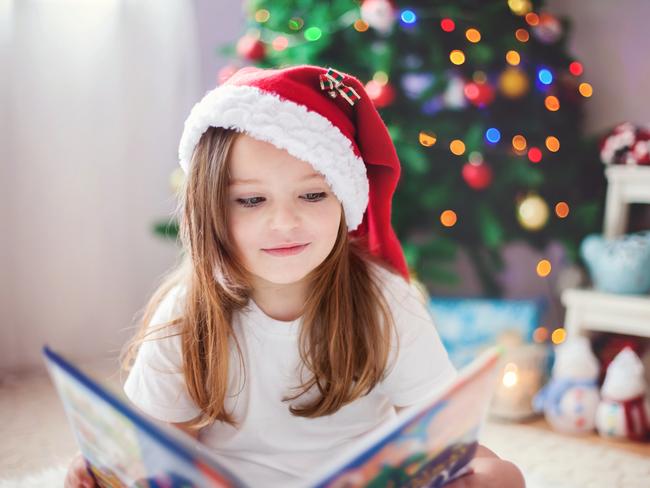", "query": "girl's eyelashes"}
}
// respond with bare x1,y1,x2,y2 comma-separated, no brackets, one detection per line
235,192,328,208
